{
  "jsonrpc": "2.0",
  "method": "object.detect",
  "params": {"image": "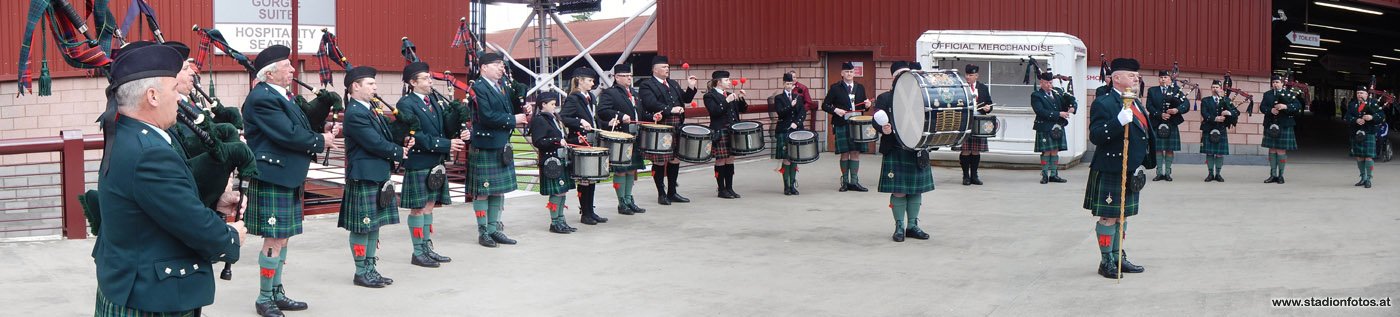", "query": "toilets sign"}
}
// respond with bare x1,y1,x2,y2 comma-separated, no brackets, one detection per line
213,0,336,54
